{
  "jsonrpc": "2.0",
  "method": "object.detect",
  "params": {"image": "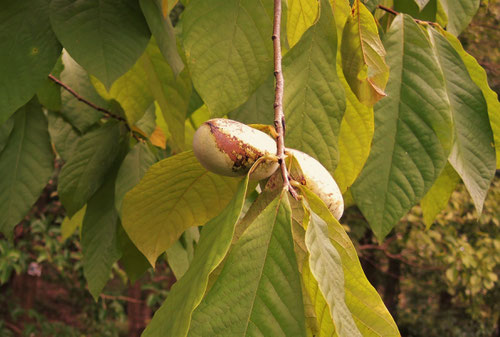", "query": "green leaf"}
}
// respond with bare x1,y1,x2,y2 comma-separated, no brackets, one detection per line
115,142,158,214
59,52,105,133
188,193,306,337
58,121,121,217
0,100,54,238
440,0,480,36
82,170,122,300
301,187,400,336
165,227,199,279
141,40,191,153
91,54,154,127
0,118,14,154
341,1,389,106
0,0,61,124
394,0,437,21
47,111,81,162
122,151,240,266
443,31,500,169
287,0,319,48
361,0,381,12
37,57,64,111
118,224,150,284
305,210,361,337
182,0,273,116
284,0,346,174
428,28,495,215
142,176,249,337
414,0,431,10
228,74,275,125
140,0,184,77
351,15,453,240
50,0,151,88
420,163,460,227
61,205,86,241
